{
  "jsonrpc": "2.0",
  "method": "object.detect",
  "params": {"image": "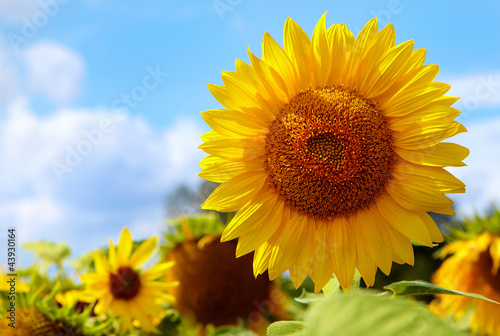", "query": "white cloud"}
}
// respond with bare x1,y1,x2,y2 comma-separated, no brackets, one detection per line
444,71,500,112
448,117,500,216
0,0,39,21
22,41,85,104
0,100,206,263
0,46,20,104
